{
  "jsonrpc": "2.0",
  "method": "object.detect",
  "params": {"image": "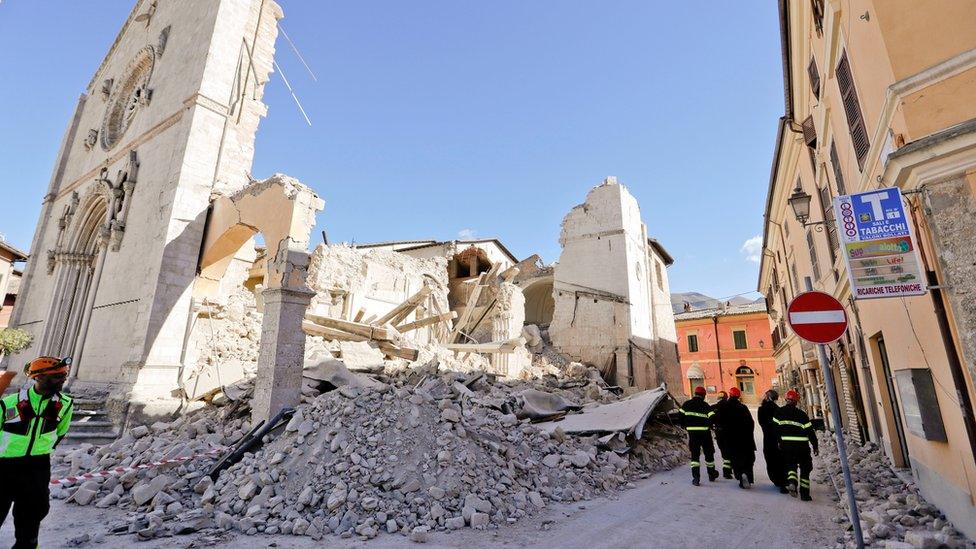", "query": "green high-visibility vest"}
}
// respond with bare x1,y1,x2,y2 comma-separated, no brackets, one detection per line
0,386,73,458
